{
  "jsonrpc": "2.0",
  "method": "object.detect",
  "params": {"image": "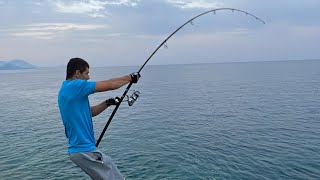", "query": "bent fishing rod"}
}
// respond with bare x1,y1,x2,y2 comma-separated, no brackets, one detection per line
96,8,265,147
